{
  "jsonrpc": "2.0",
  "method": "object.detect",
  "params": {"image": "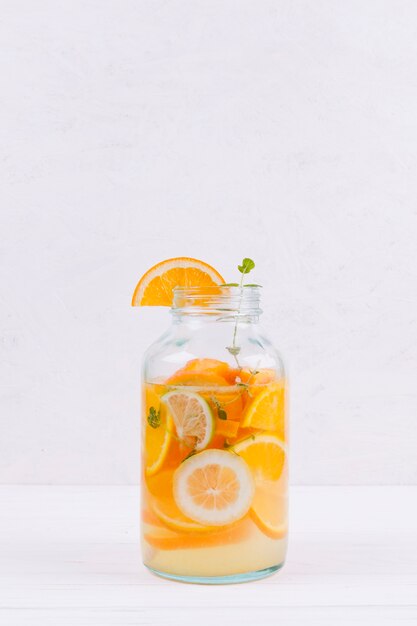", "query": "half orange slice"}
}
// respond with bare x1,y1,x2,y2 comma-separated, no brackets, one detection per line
232,434,287,539
131,257,224,306
144,386,173,476
241,382,286,440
